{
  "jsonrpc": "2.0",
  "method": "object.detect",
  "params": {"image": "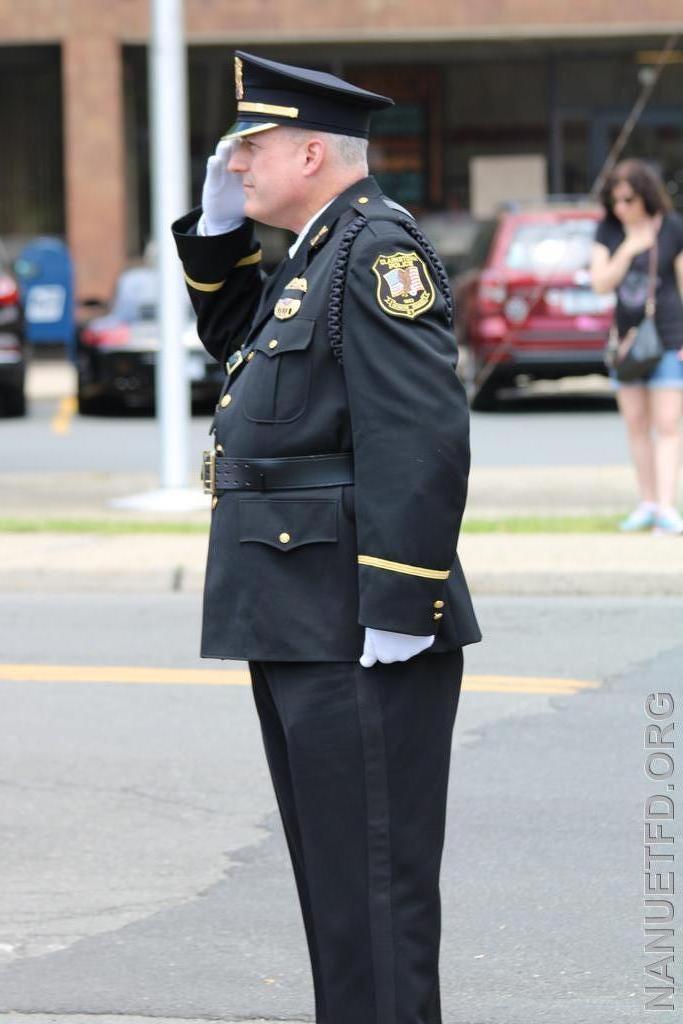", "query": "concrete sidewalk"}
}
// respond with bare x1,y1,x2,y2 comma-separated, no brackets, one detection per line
5,361,683,597
1,527,682,595
1,479,682,596
0,463,649,522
